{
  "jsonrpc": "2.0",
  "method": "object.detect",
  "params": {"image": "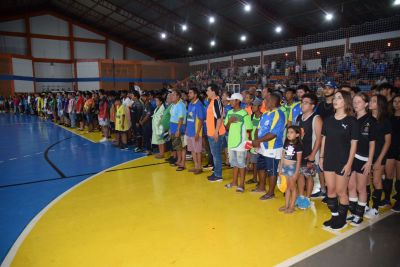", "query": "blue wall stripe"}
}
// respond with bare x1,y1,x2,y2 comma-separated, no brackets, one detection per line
0,75,176,83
